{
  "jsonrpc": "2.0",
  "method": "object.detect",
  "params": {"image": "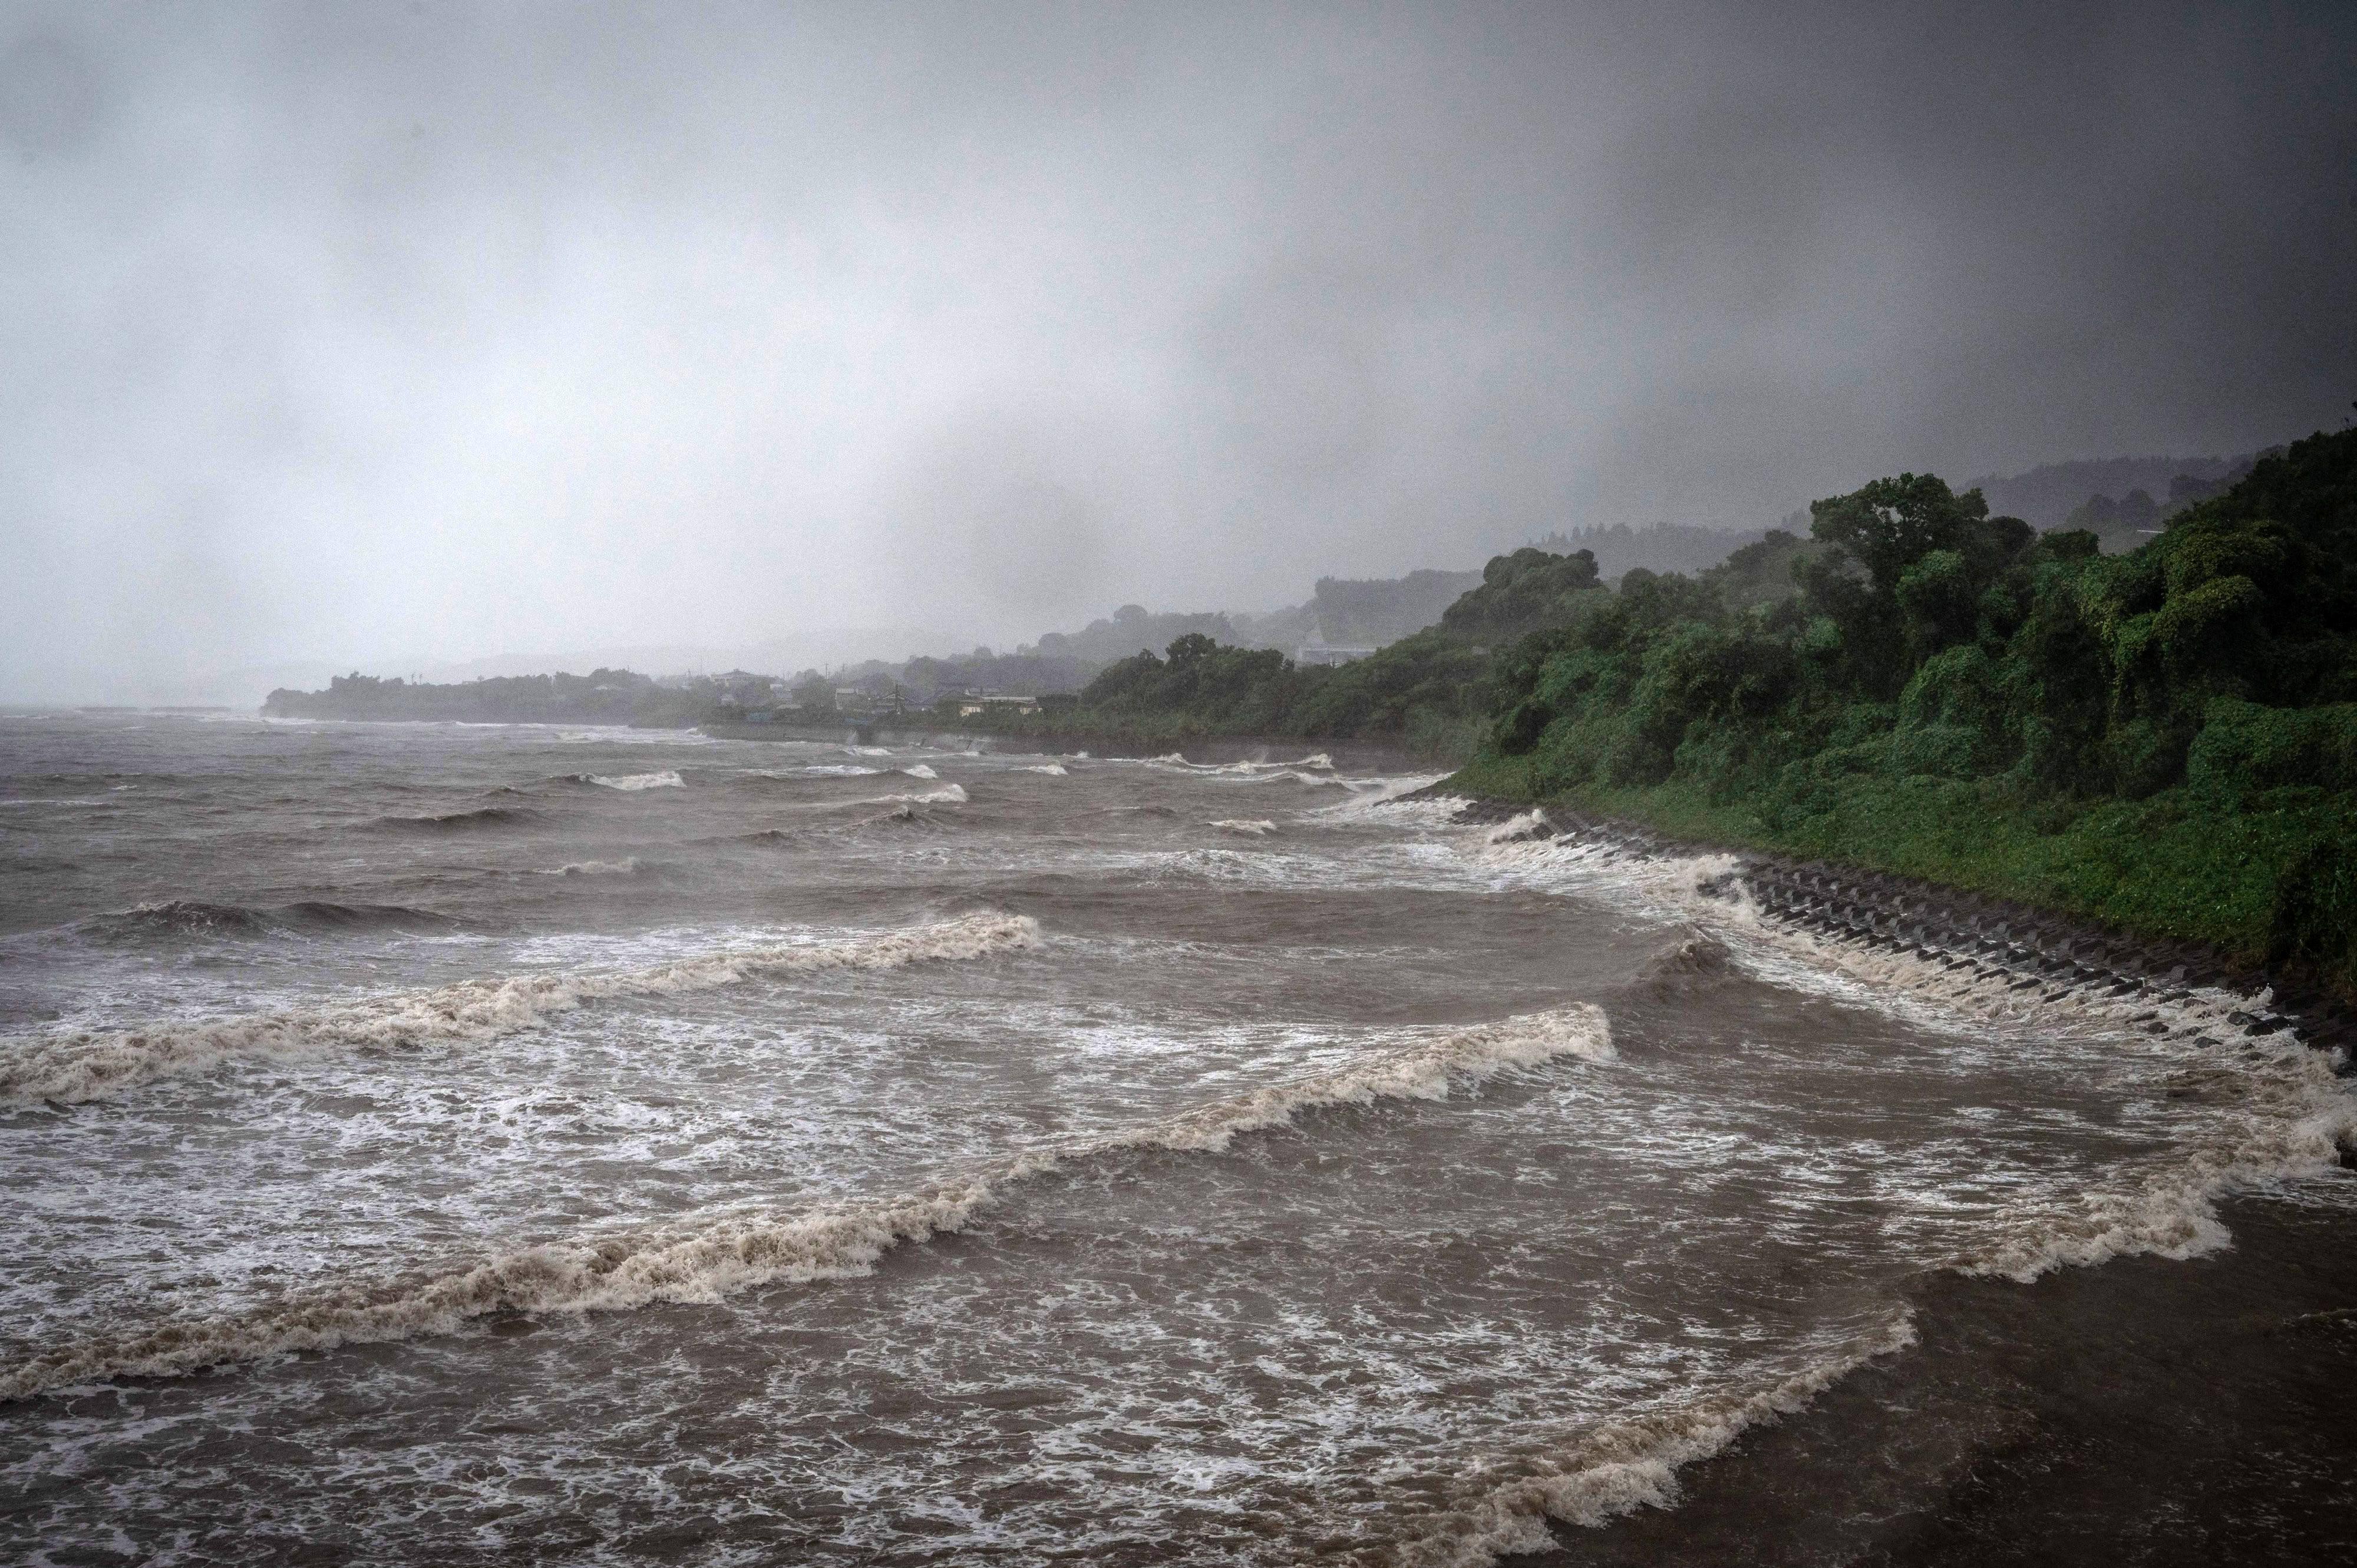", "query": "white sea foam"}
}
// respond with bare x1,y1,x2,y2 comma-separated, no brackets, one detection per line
1404,1313,1917,1566
1019,764,1068,775
538,858,640,877
552,728,709,746
870,783,968,805
1457,819,2357,1285
900,764,939,778
0,1003,1609,1401
1948,1042,2355,1281
1211,819,1278,836
1486,808,1550,844
586,770,684,791
0,913,1042,1107
1316,773,1450,814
